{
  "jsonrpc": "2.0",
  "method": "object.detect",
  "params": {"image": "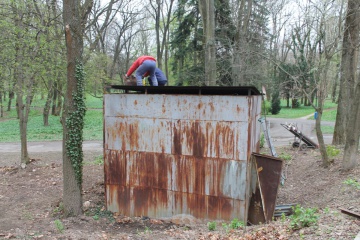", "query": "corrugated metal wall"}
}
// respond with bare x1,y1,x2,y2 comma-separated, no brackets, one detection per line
104,90,262,222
